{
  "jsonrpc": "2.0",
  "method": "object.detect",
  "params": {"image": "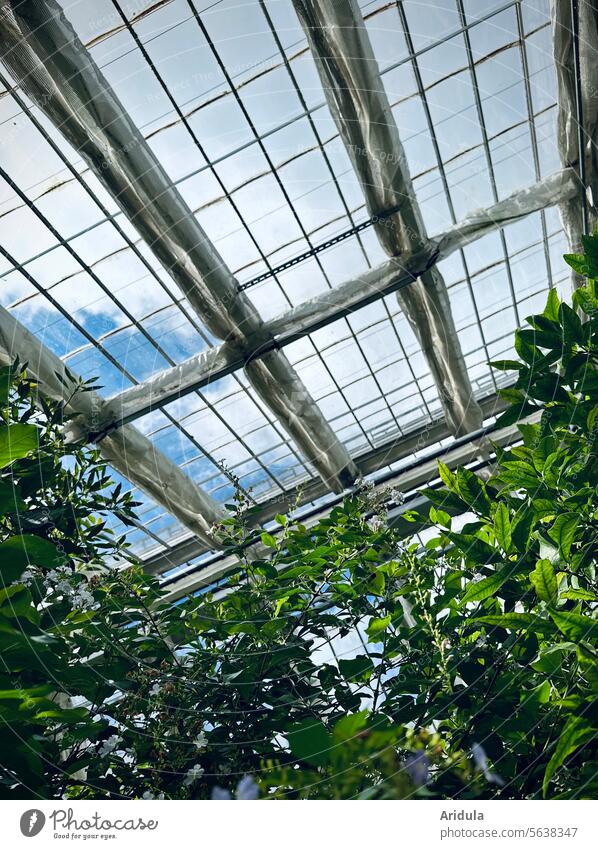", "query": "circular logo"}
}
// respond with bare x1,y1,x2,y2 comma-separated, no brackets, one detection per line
19,810,46,837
